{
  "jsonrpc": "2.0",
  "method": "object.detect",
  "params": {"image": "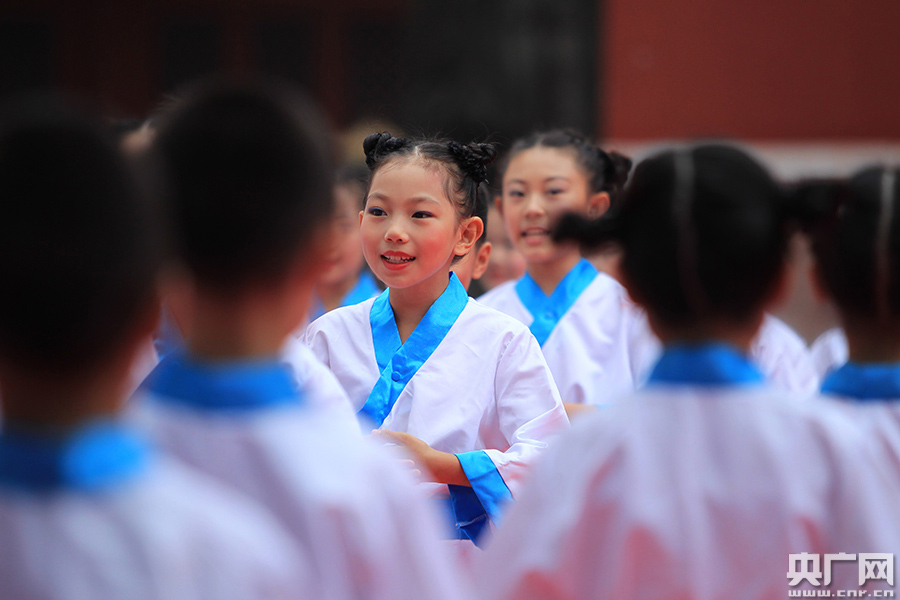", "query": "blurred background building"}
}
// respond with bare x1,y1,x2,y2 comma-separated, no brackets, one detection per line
3,0,899,339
